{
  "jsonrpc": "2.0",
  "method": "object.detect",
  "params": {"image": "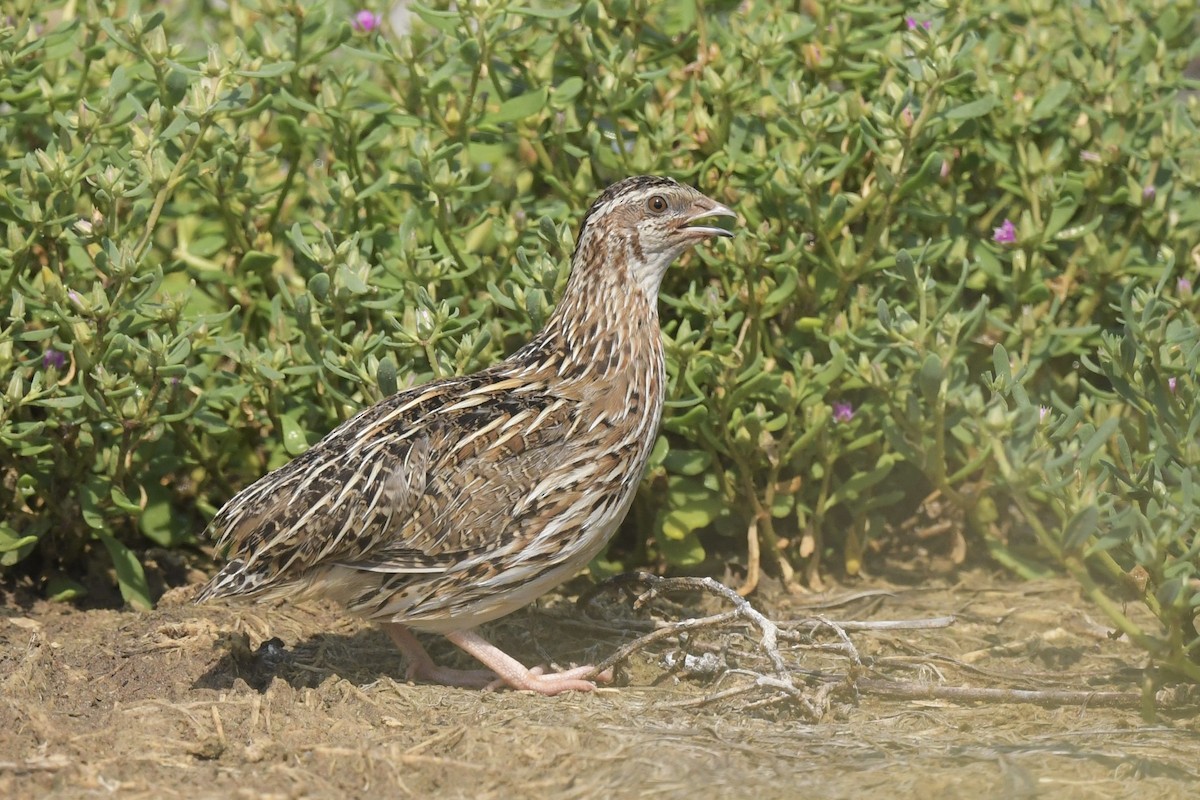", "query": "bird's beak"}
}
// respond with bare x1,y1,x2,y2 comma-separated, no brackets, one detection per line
682,199,737,239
